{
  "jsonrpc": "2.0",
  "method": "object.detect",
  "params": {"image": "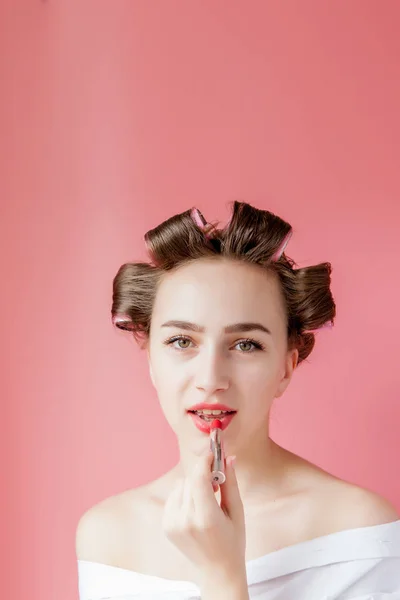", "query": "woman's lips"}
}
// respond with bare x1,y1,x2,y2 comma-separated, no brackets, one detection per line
187,411,236,433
